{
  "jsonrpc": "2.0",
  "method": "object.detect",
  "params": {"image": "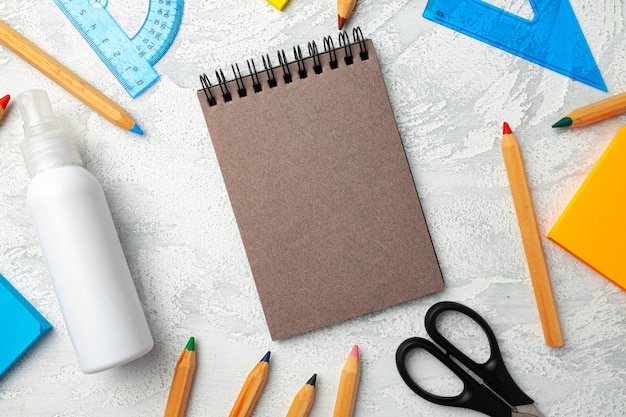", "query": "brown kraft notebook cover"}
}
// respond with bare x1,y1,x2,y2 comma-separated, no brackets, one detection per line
197,31,444,340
